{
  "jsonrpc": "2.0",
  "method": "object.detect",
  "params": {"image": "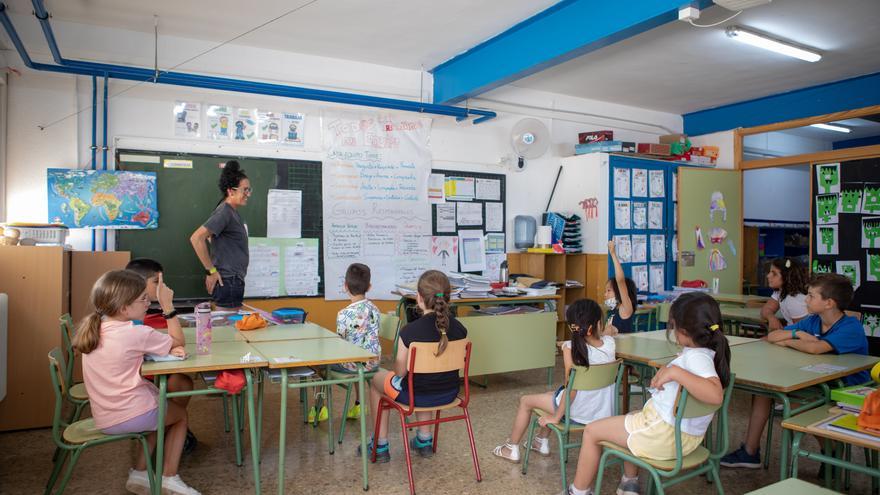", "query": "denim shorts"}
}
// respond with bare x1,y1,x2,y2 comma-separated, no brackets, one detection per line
213,274,245,308
101,407,160,435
